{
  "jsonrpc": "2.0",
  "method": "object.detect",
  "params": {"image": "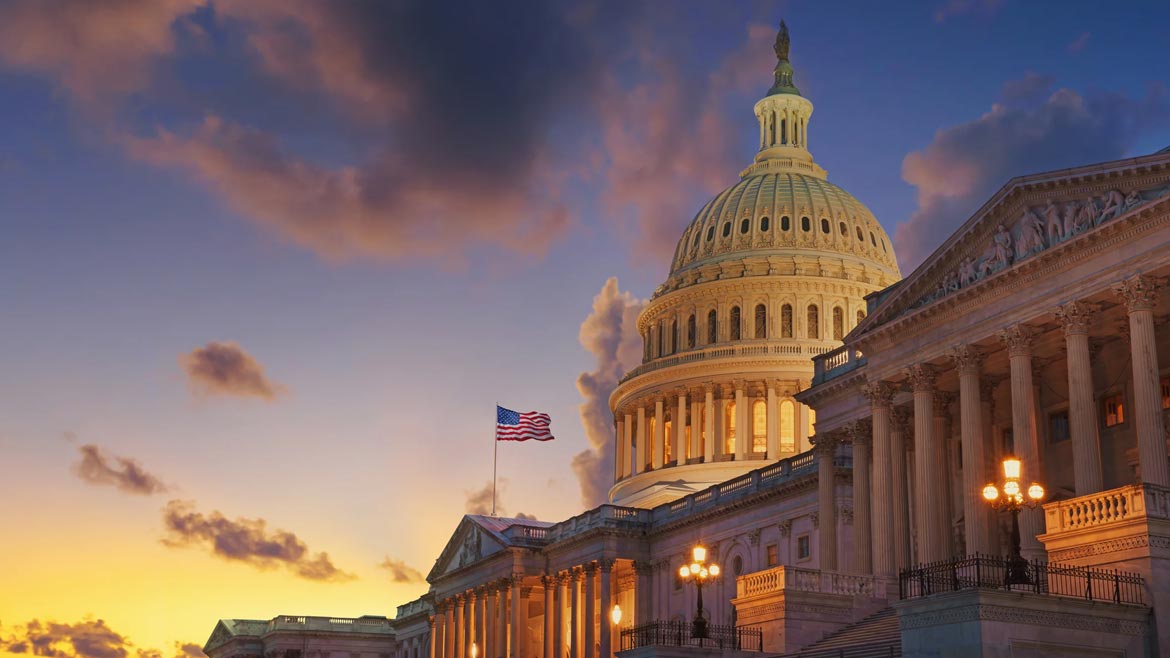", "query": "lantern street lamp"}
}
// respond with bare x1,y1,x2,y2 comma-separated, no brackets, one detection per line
678,544,720,639
610,604,622,627
982,456,1045,585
